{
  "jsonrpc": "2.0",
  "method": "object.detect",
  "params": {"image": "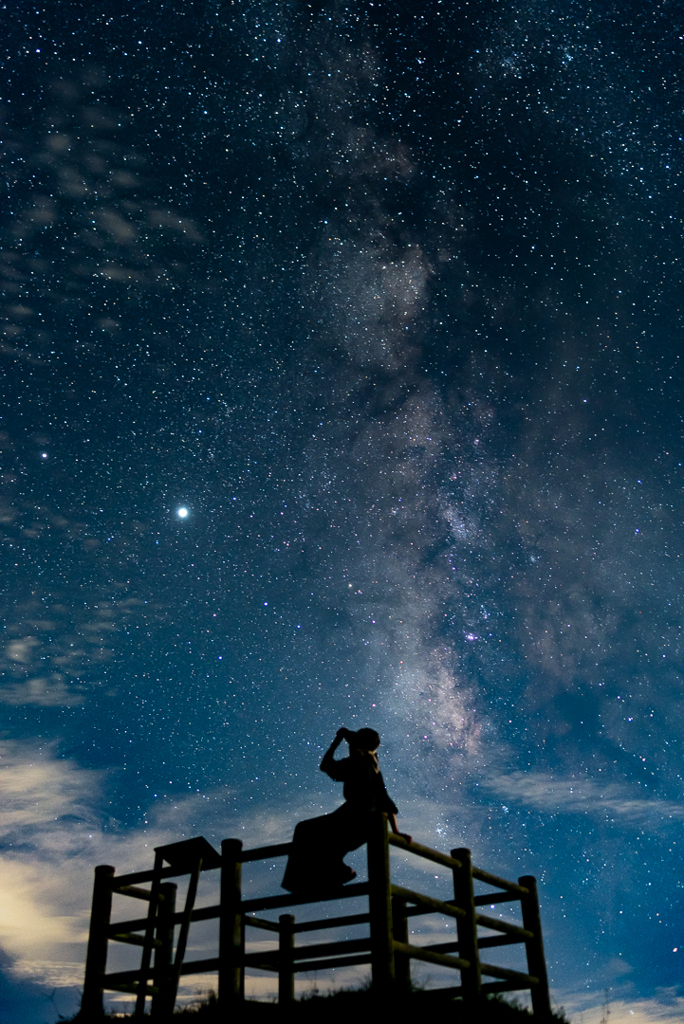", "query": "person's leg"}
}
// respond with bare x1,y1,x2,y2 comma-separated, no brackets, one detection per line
325,805,369,884
281,813,336,891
